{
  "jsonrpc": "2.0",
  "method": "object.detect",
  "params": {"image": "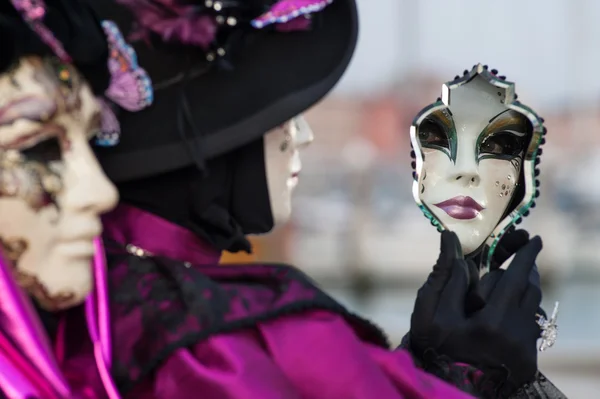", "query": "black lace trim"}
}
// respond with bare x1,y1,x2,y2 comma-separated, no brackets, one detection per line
107,248,389,394
508,372,568,399
398,335,568,399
